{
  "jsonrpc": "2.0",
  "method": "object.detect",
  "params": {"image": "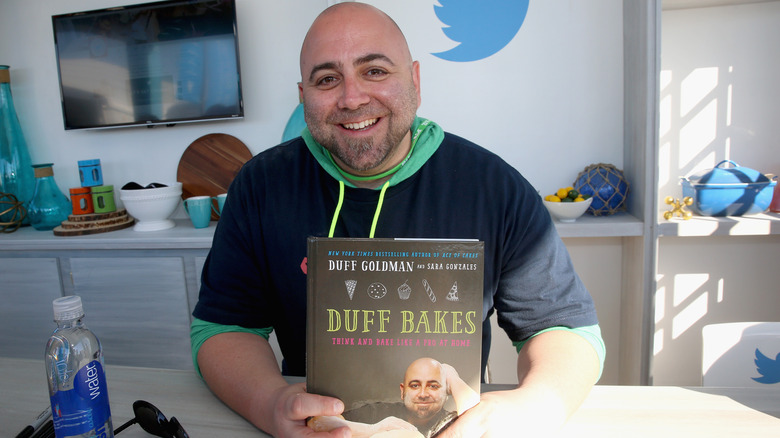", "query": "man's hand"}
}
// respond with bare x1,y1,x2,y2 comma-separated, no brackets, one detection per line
270,382,349,437
434,330,600,437
198,332,351,437
433,388,558,437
